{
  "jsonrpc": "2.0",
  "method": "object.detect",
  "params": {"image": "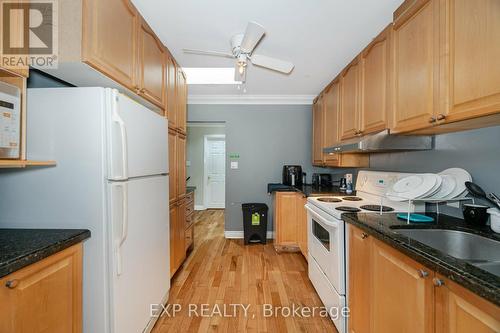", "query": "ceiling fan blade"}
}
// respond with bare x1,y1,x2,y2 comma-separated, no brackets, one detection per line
234,63,246,83
183,48,234,59
250,54,295,74
240,21,266,54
